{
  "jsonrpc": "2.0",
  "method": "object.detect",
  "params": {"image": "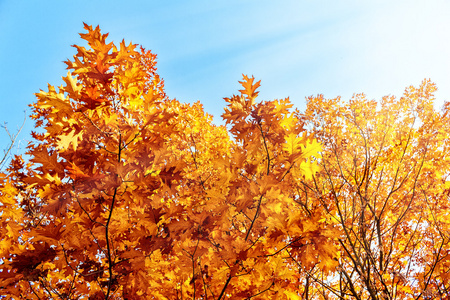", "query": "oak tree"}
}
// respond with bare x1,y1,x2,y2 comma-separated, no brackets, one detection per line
300,83,450,299
0,24,338,299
